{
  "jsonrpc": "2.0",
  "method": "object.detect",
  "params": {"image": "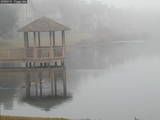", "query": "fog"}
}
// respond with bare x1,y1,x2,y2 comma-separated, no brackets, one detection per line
1,0,160,42
0,5,18,39
0,0,160,120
